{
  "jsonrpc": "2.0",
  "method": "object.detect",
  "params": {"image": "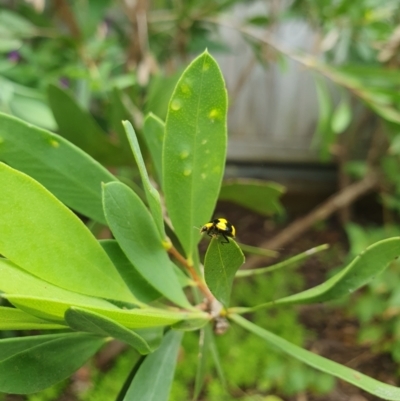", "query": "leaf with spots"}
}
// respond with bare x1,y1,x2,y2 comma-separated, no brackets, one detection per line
163,51,228,258
204,238,245,307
